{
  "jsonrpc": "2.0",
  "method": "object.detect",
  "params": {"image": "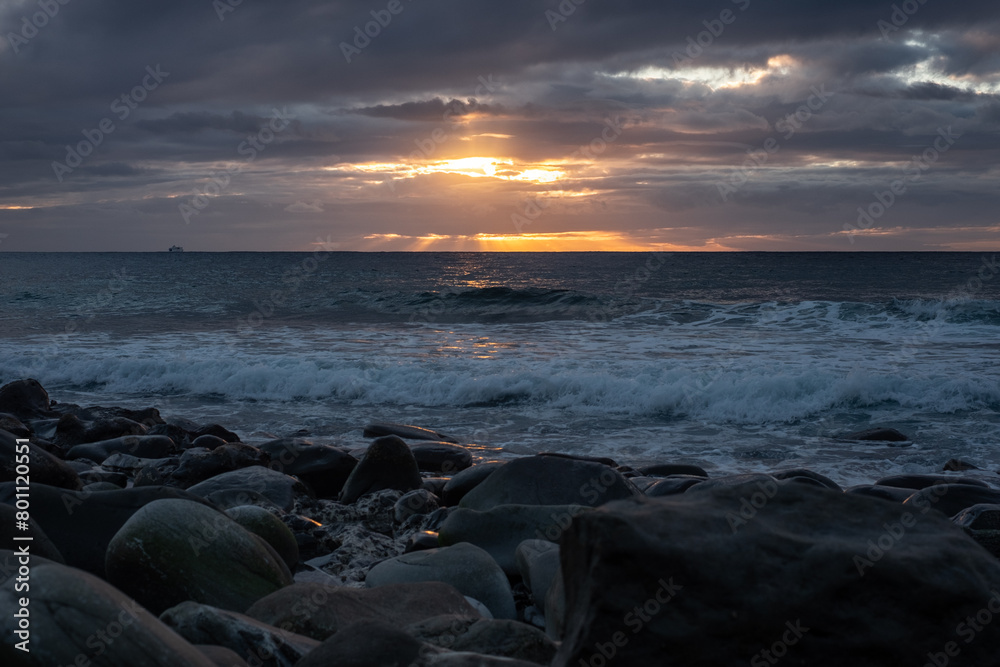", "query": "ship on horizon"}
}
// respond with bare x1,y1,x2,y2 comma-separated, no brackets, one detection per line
168,245,183,252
